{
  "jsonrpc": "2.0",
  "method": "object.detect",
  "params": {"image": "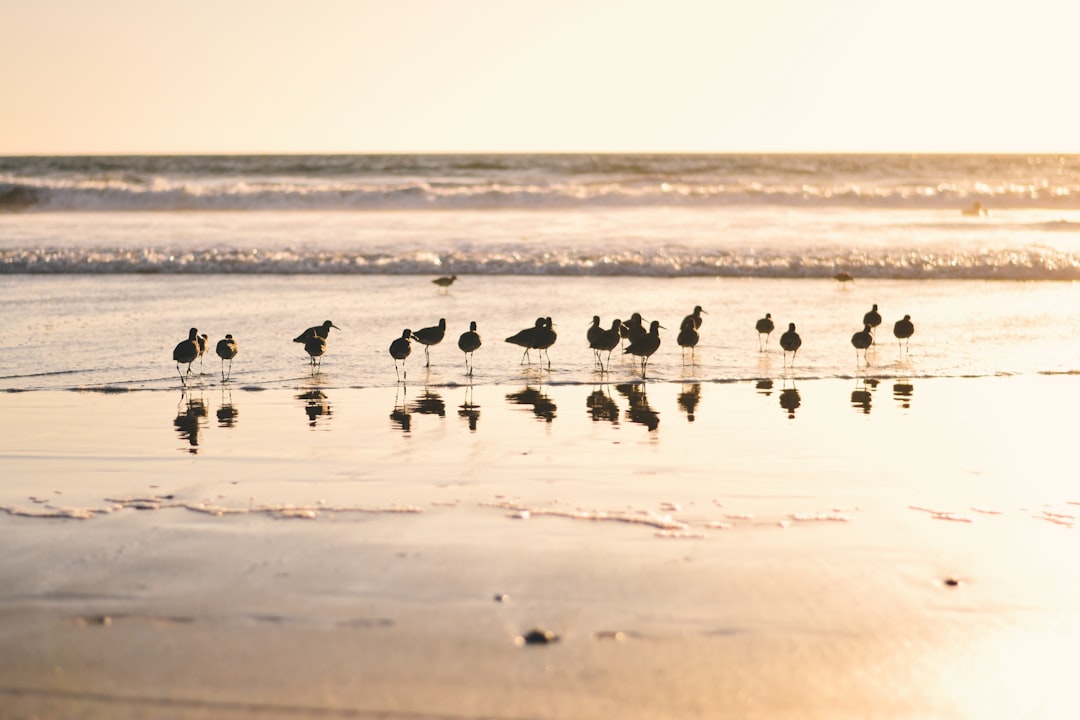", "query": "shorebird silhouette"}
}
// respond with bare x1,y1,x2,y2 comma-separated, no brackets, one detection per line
851,324,873,367
863,304,882,341
506,318,545,364
432,274,457,292
682,305,706,330
293,320,339,344
587,316,604,367
458,321,481,376
172,328,200,385
215,334,238,382
413,318,446,367
534,317,557,369
834,272,854,284
894,314,915,352
622,313,647,344
303,335,327,374
389,329,414,382
196,333,209,372
676,316,699,361
779,323,802,368
625,320,663,378
590,319,624,372
756,313,774,351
